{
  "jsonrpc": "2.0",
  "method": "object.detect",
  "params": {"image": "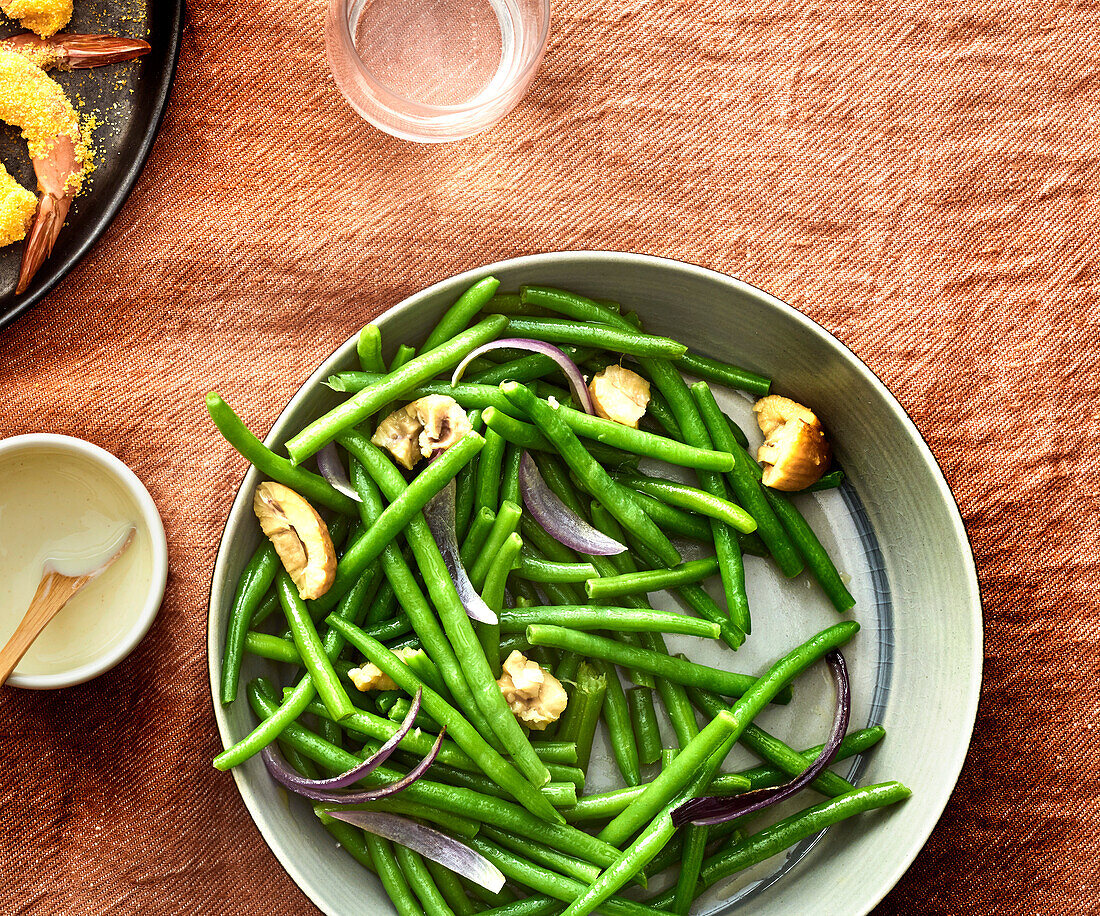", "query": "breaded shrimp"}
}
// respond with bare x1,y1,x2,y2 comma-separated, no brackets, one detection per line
0,165,37,246
0,0,73,39
0,33,150,293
